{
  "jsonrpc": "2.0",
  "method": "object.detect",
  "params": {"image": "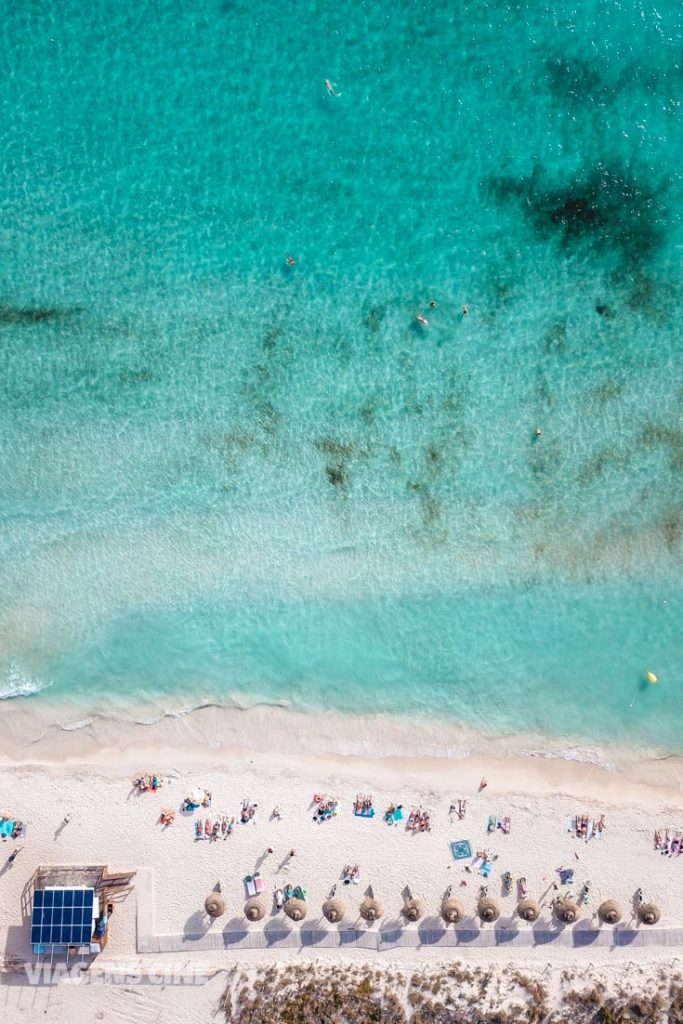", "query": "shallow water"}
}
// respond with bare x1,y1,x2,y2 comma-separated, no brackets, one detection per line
0,0,682,748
